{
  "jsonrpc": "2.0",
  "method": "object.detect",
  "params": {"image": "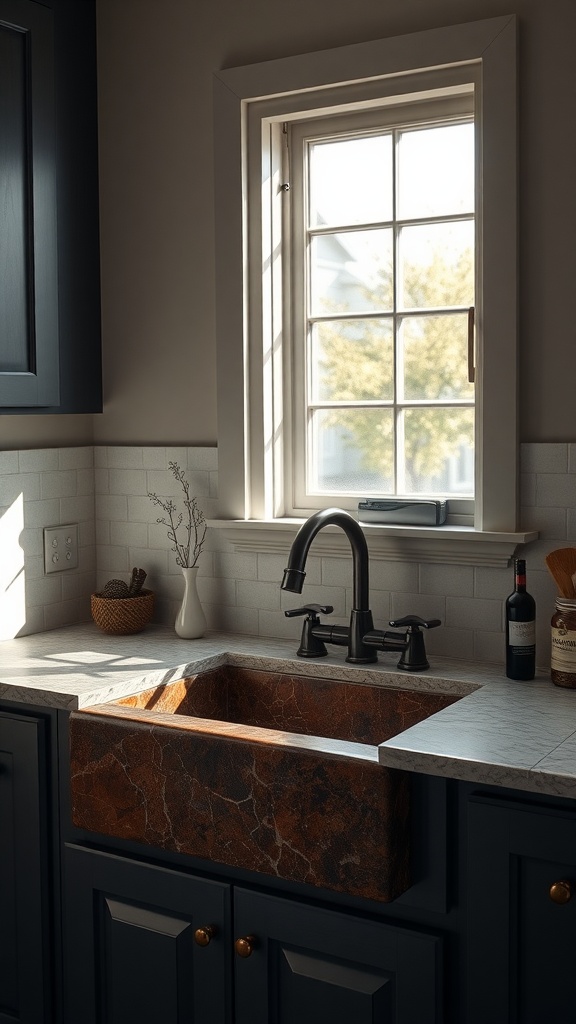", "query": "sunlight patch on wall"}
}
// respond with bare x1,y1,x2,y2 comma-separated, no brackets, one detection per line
0,494,26,641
